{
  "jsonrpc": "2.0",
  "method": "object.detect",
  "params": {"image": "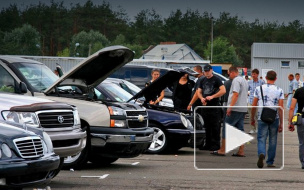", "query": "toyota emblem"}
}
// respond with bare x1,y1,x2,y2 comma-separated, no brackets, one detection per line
58,115,64,123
